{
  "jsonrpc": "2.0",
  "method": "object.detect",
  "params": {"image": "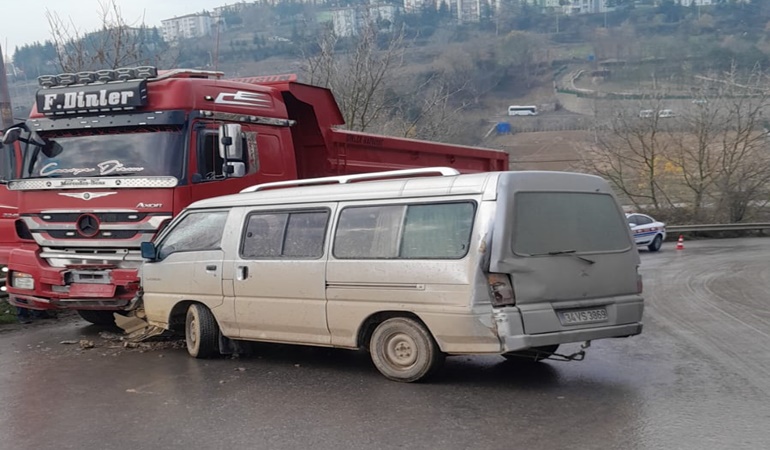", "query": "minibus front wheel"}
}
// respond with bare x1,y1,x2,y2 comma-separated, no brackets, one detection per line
185,303,220,358
369,317,445,382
